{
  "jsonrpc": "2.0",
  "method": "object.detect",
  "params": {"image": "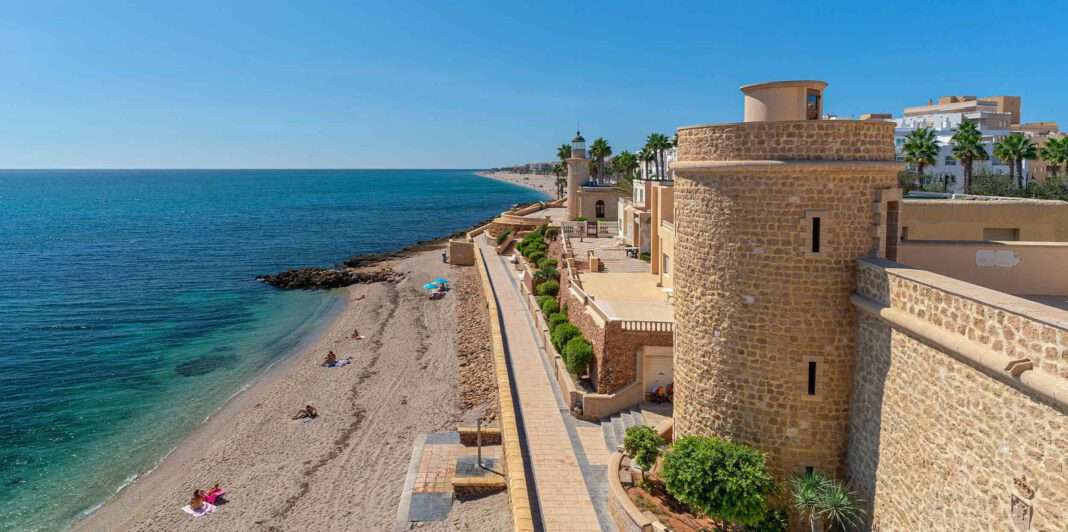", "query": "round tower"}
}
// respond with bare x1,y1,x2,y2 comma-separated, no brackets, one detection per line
566,131,588,221
671,81,901,480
